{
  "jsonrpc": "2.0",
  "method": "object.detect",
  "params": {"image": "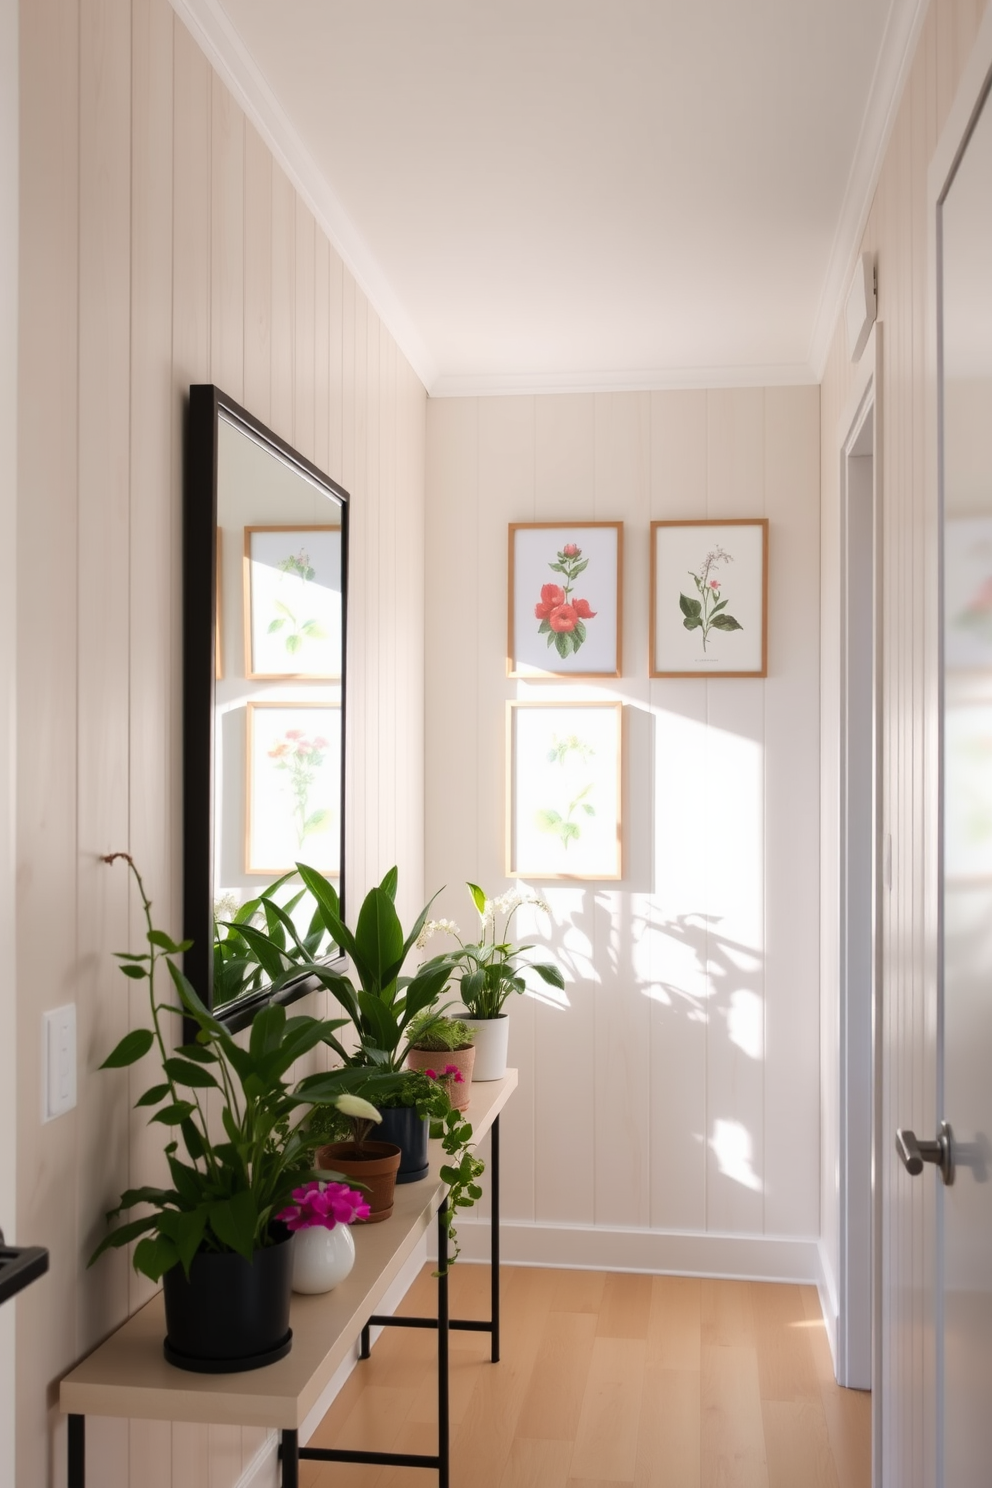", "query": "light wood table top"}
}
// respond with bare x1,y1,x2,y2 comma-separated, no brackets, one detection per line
60,1071,517,1430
